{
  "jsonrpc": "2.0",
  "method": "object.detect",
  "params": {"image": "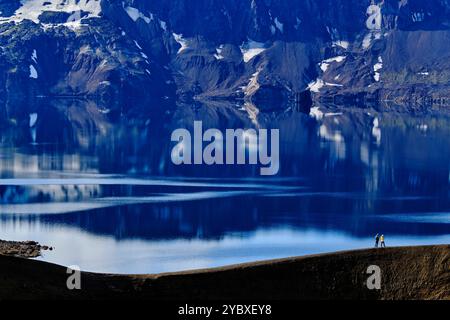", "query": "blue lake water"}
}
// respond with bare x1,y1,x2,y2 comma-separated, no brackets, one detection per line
0,101,449,274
